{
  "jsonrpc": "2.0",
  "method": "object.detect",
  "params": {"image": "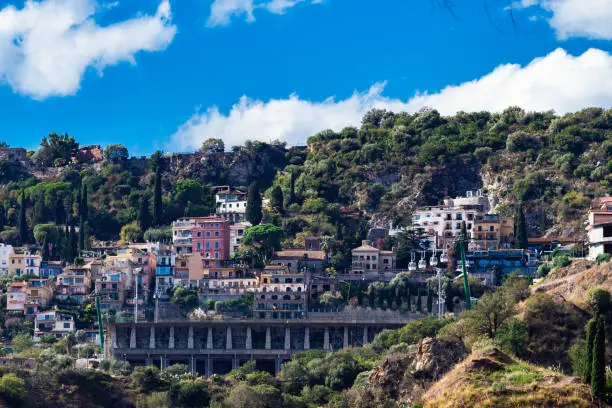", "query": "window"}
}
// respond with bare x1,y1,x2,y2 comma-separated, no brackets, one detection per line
215,252,219,259
197,243,201,250
197,232,202,237
456,214,462,220
489,226,495,232
206,231,210,237
215,242,219,249
206,243,210,250
63,322,71,329
372,255,377,260
215,231,220,237
383,259,389,264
